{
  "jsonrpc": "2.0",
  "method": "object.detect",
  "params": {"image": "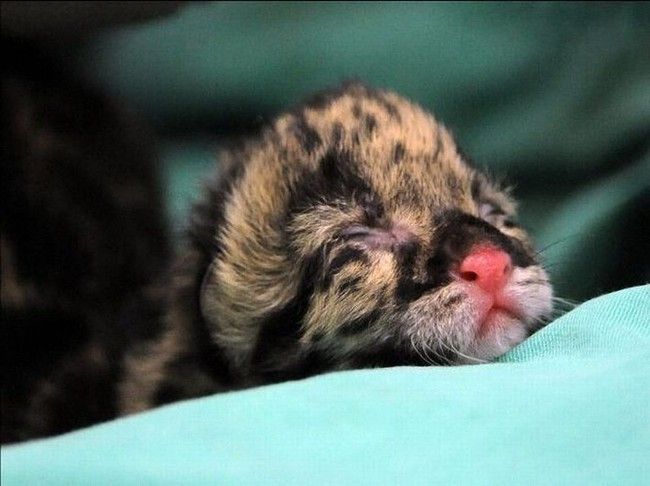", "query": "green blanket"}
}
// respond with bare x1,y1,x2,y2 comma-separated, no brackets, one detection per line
2,285,648,485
